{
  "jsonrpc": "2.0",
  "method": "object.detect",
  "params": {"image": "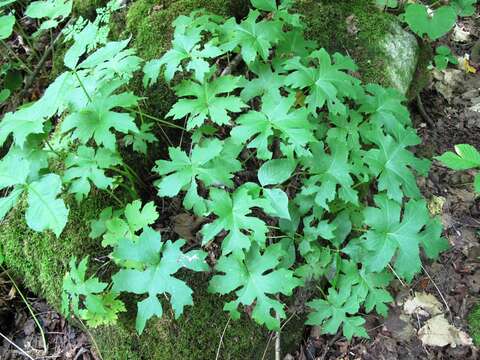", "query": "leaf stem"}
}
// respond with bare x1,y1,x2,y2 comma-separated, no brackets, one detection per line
130,109,186,130
45,139,60,157
73,70,92,103
104,188,125,207
1,266,47,354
